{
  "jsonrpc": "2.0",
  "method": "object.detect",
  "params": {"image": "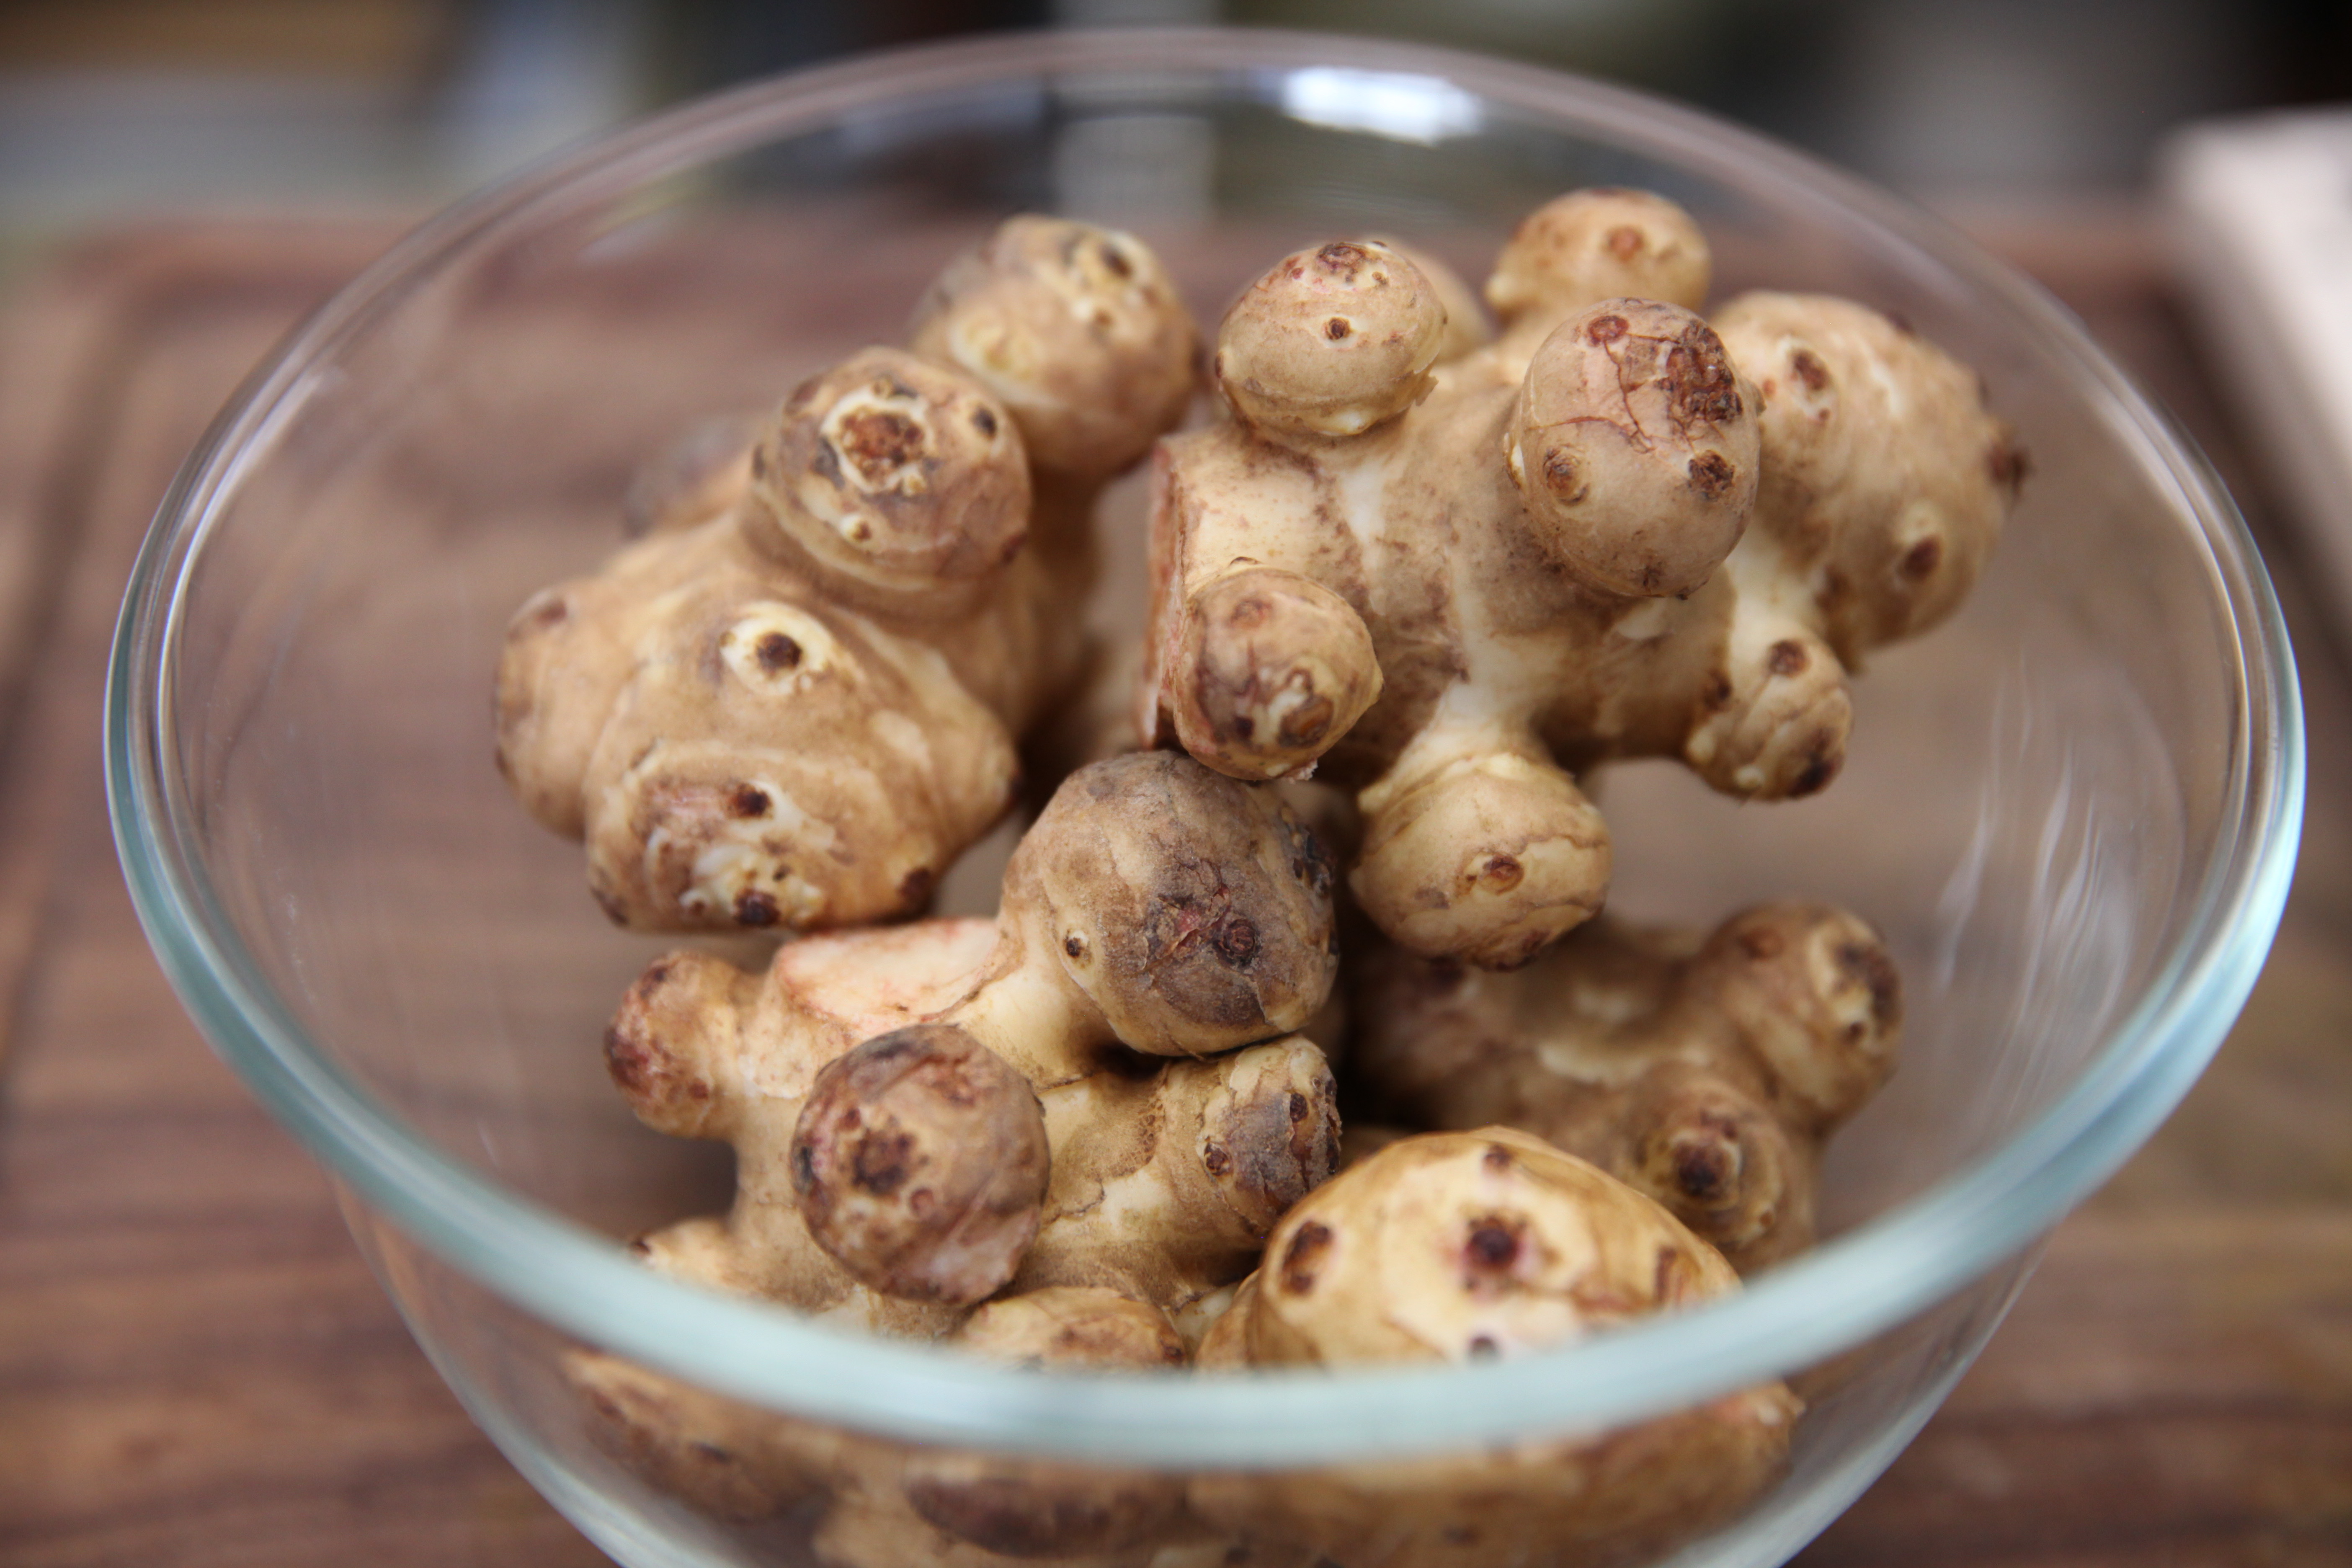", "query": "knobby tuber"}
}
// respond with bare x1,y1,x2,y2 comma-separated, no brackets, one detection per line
1141,188,2021,968
574,1286,1242,1565
1191,1128,1800,1568
498,216,1197,932
1352,905,1902,1272
601,751,1342,1336
537,186,1973,1568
